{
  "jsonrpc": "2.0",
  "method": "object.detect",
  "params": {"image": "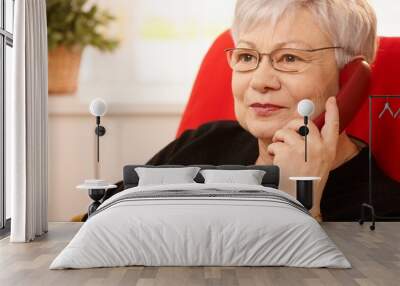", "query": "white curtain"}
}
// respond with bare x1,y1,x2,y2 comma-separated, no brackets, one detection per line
8,0,48,242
